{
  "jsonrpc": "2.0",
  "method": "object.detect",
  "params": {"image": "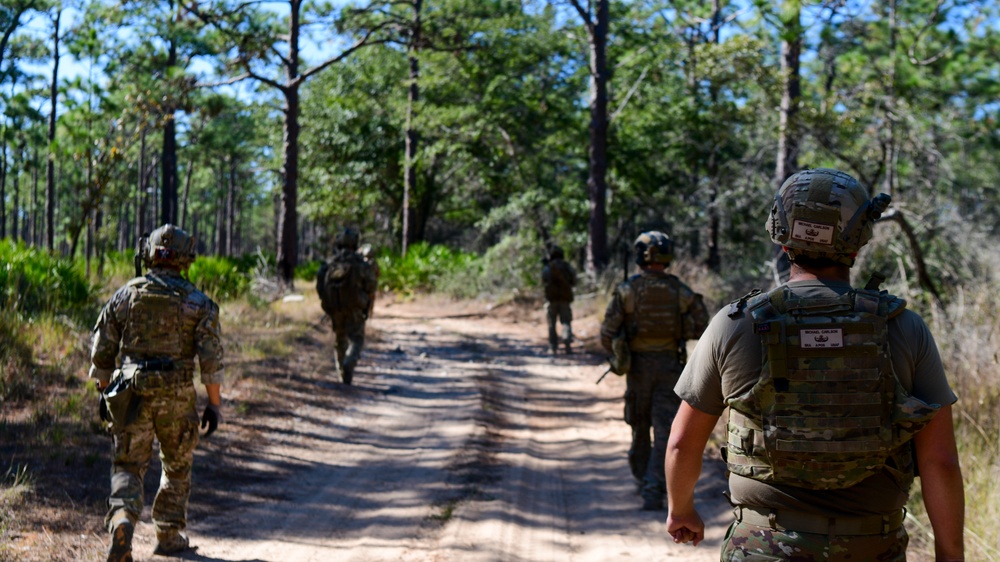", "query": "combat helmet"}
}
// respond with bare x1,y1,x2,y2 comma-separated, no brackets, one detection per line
334,227,360,251
634,231,674,266
144,224,196,269
549,245,565,260
768,168,891,266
